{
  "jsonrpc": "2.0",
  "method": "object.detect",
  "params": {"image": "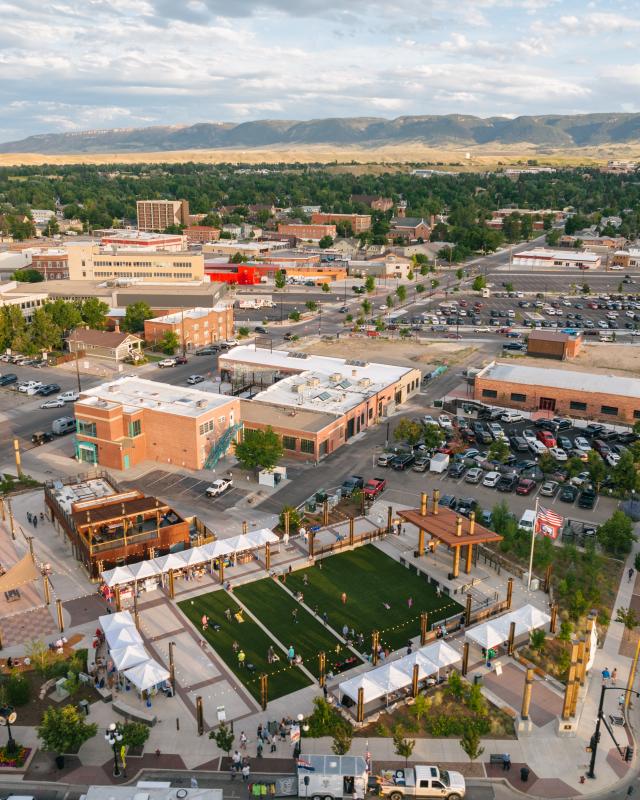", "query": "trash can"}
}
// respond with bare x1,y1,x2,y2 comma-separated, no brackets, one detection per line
520,767,530,783
474,674,483,686
79,699,90,716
